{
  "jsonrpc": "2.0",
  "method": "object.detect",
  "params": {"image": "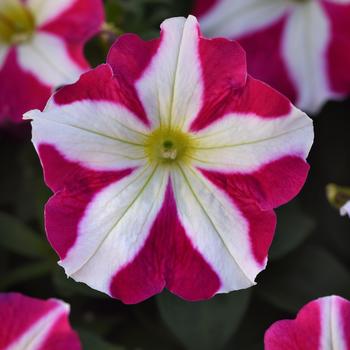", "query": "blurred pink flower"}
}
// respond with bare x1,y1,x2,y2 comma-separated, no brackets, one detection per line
26,16,313,304
0,0,104,124
265,295,350,349
0,293,81,350
195,0,350,113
